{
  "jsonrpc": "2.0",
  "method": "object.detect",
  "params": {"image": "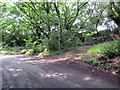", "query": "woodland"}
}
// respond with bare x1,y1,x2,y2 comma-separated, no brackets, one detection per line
0,1,120,75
